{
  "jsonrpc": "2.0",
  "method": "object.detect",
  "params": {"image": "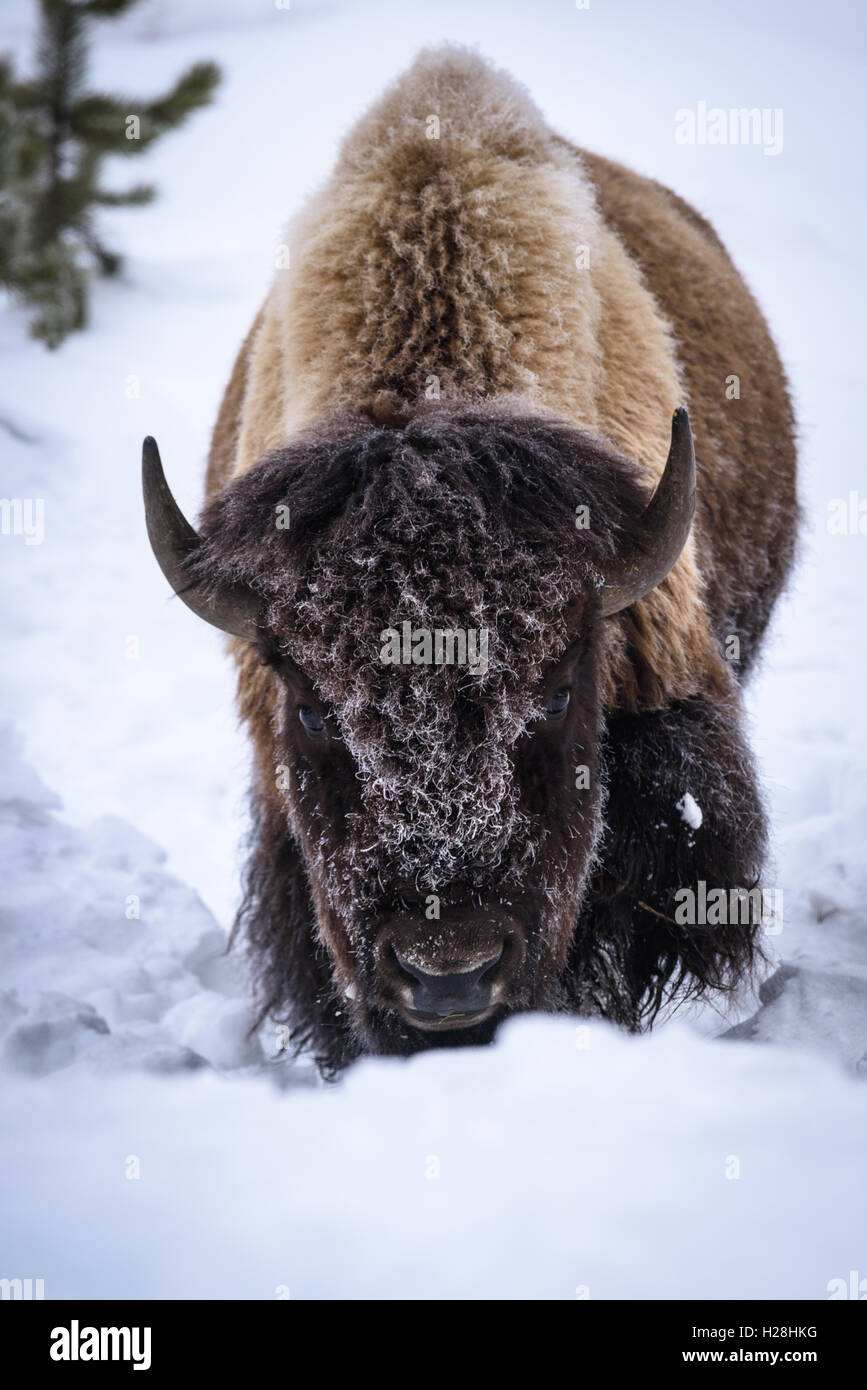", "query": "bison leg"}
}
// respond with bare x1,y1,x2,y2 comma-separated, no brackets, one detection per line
567,694,768,1027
